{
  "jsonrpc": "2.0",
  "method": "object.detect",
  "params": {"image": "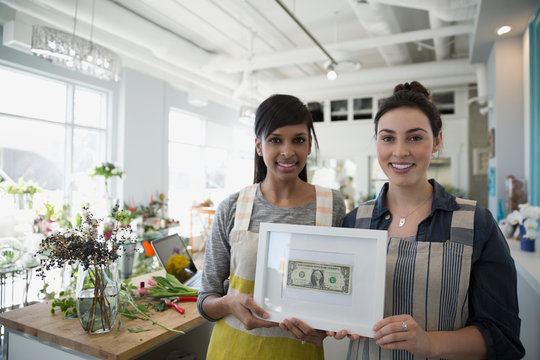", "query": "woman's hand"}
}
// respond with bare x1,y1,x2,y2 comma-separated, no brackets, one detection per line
279,318,326,345
326,330,365,341
223,293,277,330
373,315,434,357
